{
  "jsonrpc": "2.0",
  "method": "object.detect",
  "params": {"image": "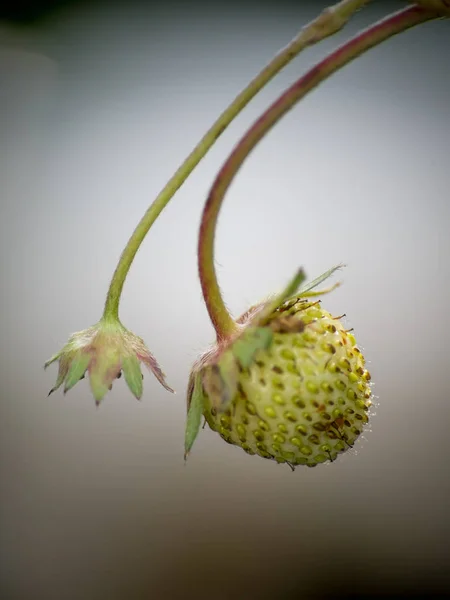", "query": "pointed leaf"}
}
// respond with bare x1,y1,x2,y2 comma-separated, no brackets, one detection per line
64,353,91,392
297,282,340,298
186,372,196,411
48,362,68,395
141,351,174,393
122,355,144,399
47,353,71,395
276,268,307,306
256,268,307,326
89,361,115,405
297,264,344,298
232,327,273,369
217,350,239,411
202,351,239,413
185,373,206,458
89,380,109,405
44,352,61,369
